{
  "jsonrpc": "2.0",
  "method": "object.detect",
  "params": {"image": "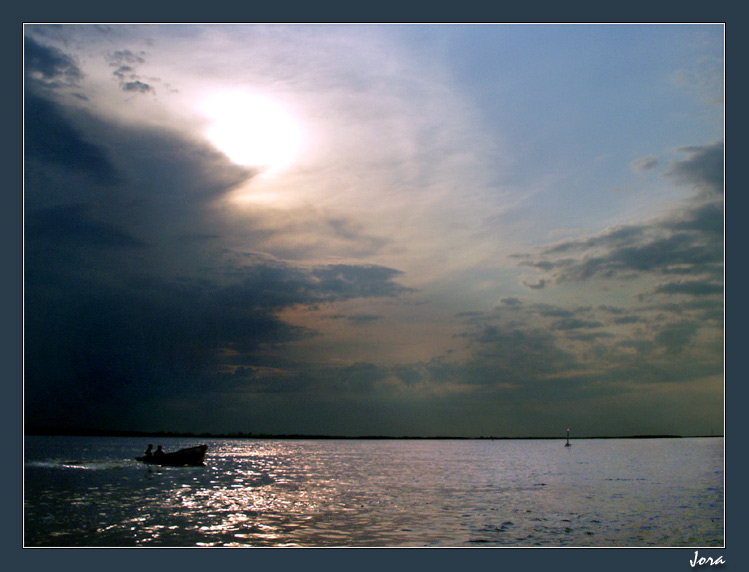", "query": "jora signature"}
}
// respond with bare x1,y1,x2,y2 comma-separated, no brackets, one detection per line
690,551,725,567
